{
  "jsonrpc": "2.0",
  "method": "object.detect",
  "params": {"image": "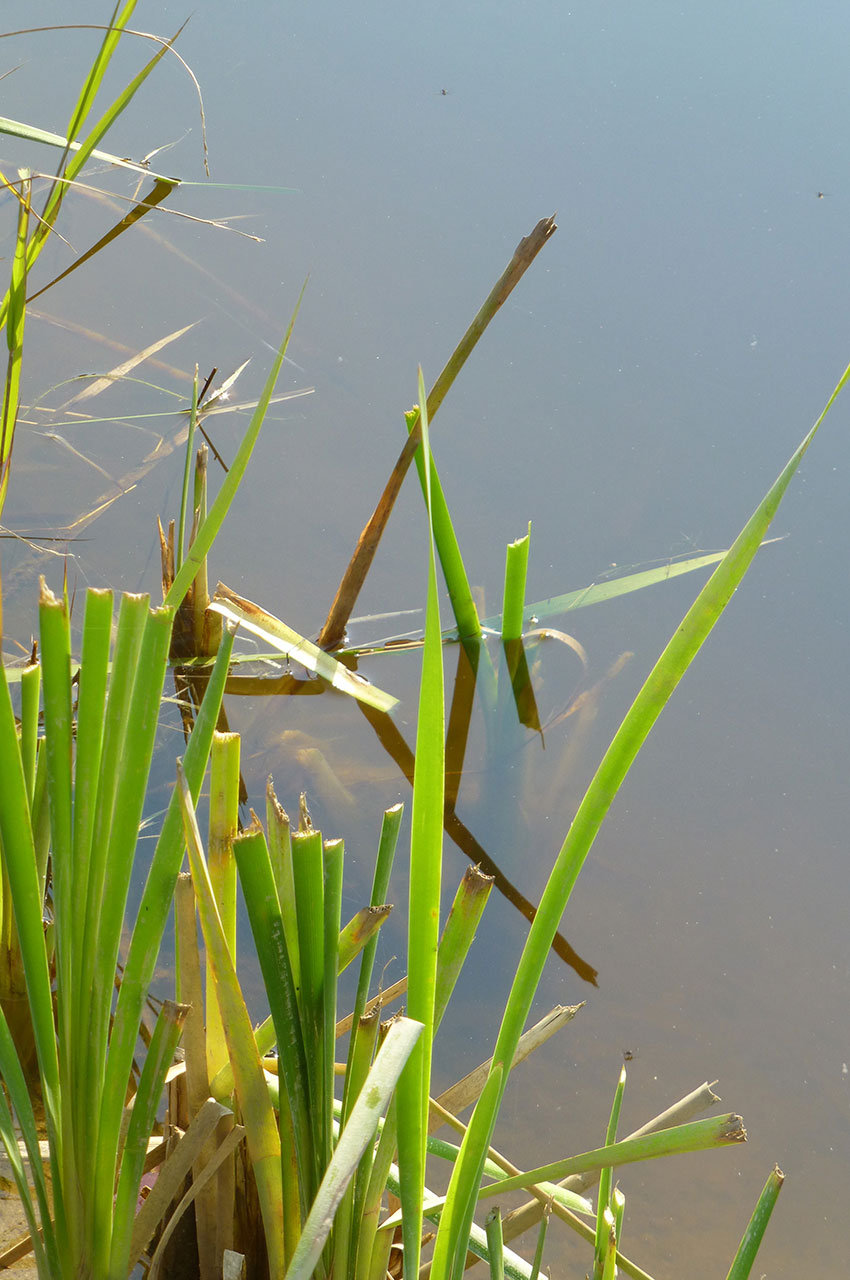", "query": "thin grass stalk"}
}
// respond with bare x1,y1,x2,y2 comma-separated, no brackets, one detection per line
342,804,402,1095
430,361,850,1275
292,827,326,1153
176,366,200,573
725,1166,785,1280
594,1066,626,1280
528,1207,548,1280
206,730,240,1082
165,286,307,611
323,839,344,1176
62,2,140,152
18,656,39,805
0,170,29,518
177,767,285,1278
395,370,445,1275
501,526,531,643
612,1188,625,1259
94,624,235,1260
30,22,183,277
484,1207,505,1280
598,1208,617,1280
